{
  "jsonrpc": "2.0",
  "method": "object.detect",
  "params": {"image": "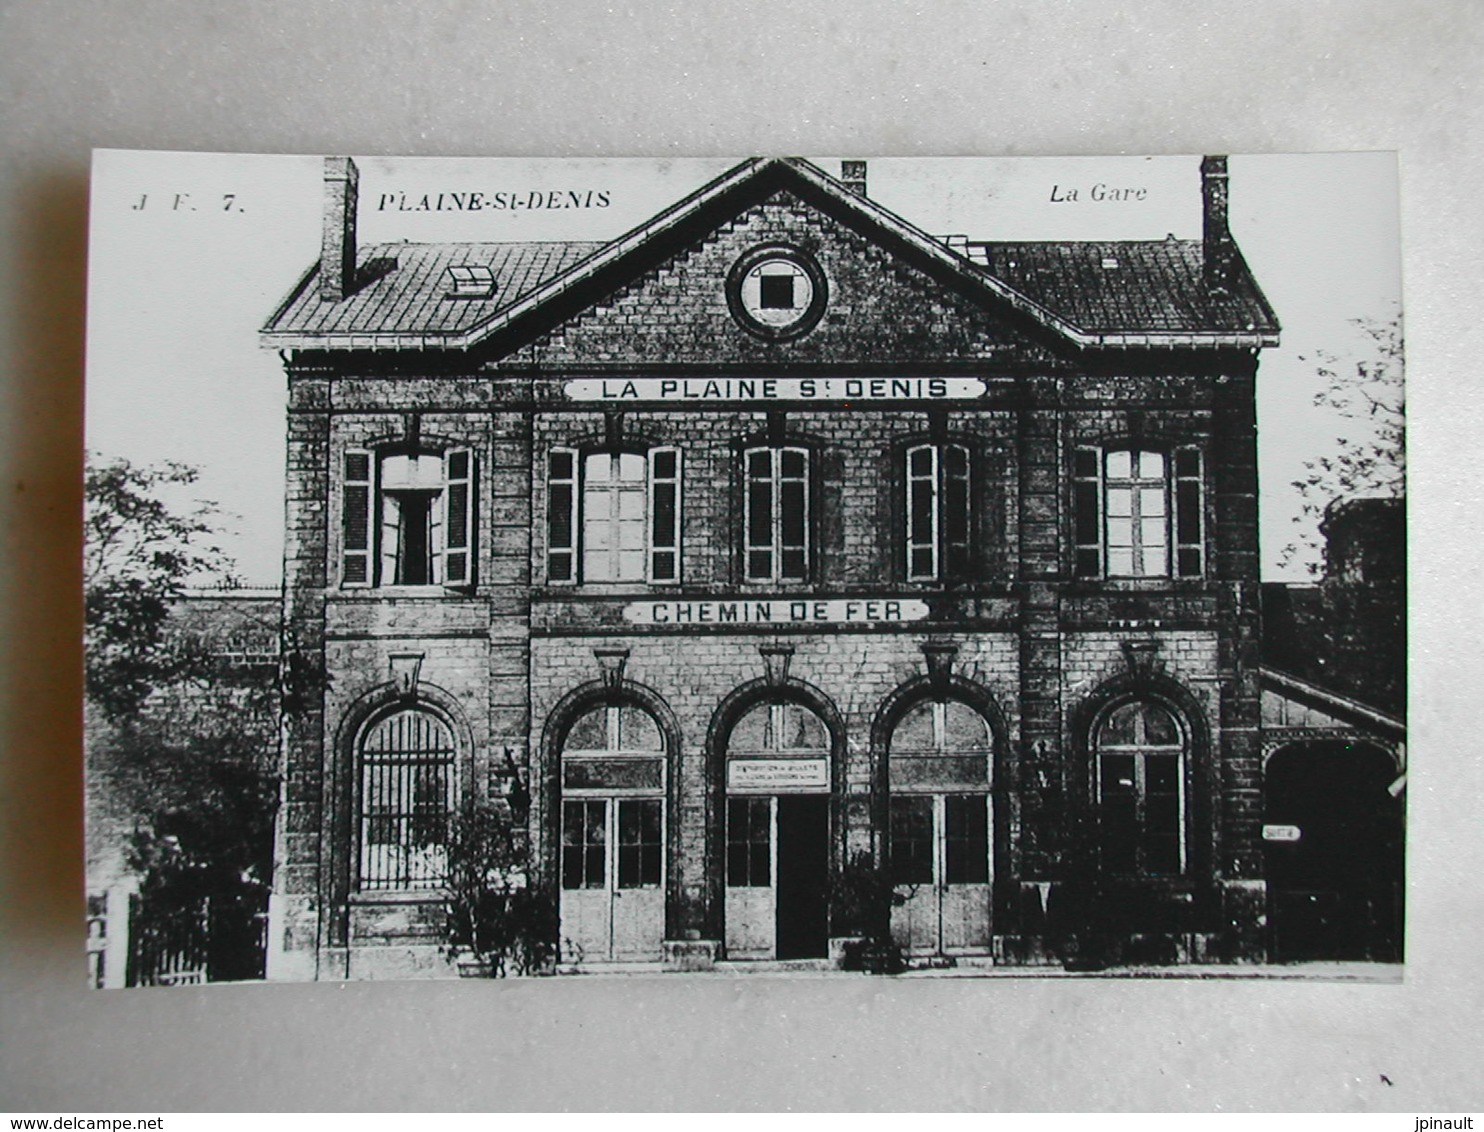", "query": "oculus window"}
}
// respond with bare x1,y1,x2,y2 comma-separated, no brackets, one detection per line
726,245,828,340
